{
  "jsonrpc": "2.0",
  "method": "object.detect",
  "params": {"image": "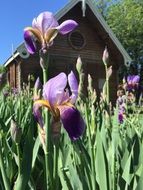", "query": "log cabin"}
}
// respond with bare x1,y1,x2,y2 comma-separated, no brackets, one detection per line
4,0,131,103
